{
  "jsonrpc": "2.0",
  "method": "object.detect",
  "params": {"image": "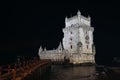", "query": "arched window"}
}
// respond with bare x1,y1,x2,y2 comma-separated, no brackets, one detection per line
71,45,72,49
77,42,82,51
87,45,88,49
